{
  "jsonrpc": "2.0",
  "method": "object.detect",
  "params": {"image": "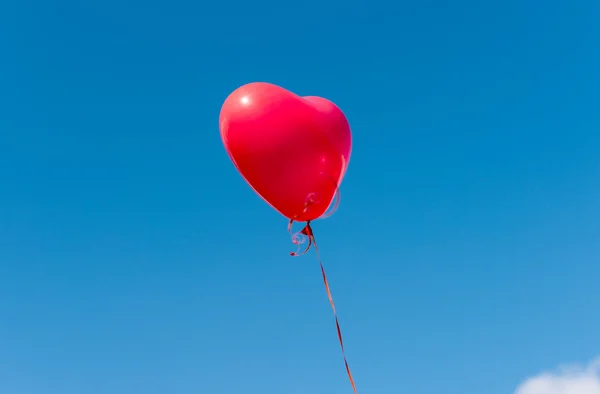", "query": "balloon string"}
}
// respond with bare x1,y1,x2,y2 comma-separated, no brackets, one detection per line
289,221,358,394
319,181,341,219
